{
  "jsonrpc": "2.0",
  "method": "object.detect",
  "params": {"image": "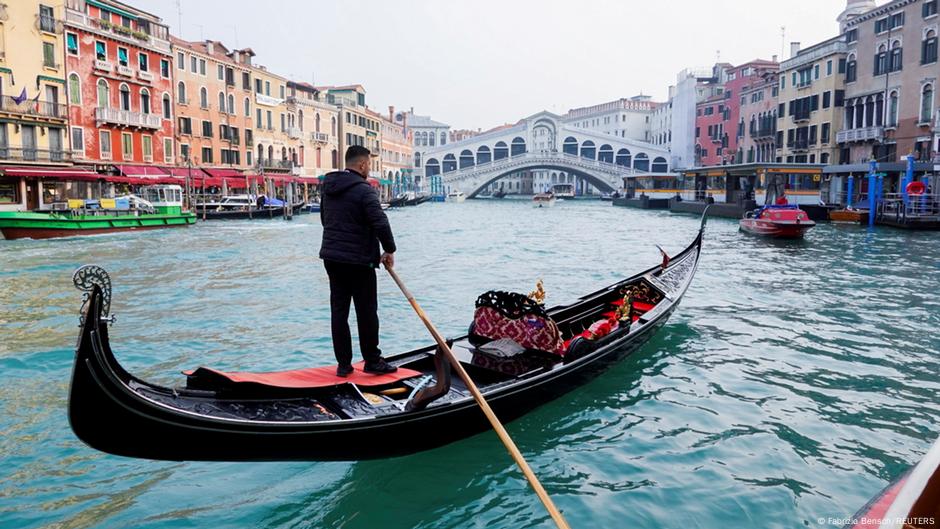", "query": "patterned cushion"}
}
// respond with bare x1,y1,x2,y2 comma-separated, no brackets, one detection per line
472,306,565,355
